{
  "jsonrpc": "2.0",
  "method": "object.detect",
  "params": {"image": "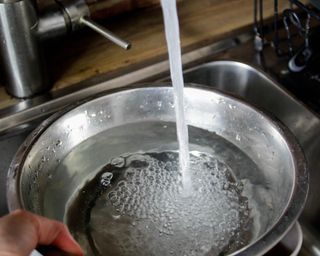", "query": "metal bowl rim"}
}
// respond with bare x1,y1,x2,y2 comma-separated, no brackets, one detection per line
6,84,309,256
